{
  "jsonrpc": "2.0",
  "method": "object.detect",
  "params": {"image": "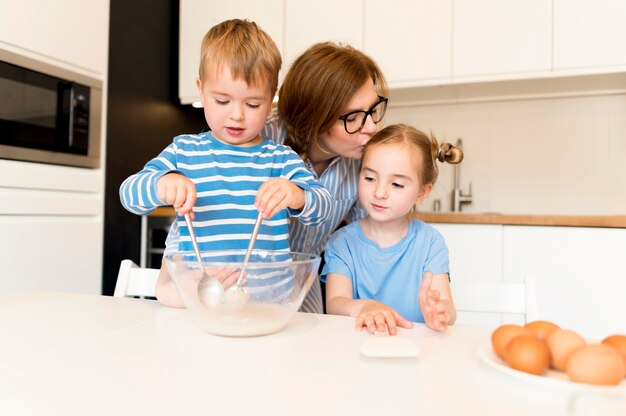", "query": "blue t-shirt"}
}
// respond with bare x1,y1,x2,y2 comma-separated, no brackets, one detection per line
321,219,450,323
